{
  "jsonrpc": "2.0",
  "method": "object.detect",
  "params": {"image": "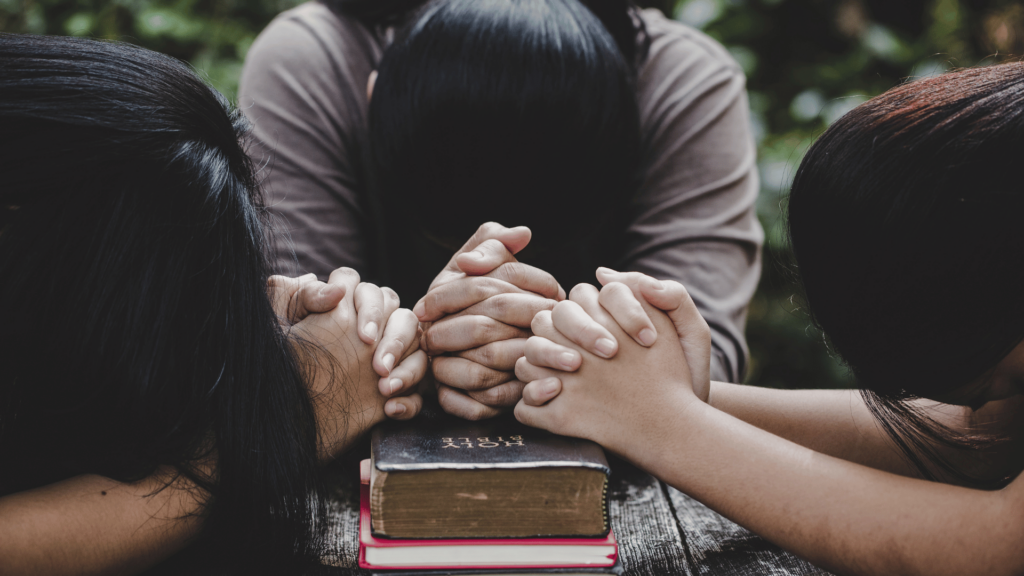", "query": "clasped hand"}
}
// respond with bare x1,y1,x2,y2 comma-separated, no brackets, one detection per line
414,223,567,420
511,269,713,457
269,267,426,460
